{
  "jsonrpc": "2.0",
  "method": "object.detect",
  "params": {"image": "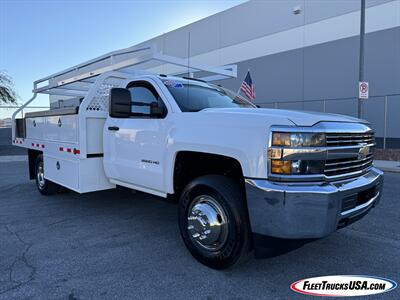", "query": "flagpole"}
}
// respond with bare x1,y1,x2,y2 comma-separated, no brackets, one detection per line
236,69,250,96
236,86,241,96
236,75,243,96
